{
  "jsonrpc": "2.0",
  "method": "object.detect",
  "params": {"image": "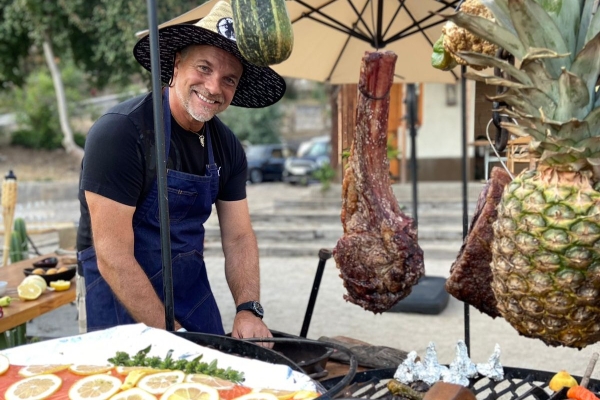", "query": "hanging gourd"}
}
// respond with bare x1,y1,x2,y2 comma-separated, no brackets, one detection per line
231,0,294,66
